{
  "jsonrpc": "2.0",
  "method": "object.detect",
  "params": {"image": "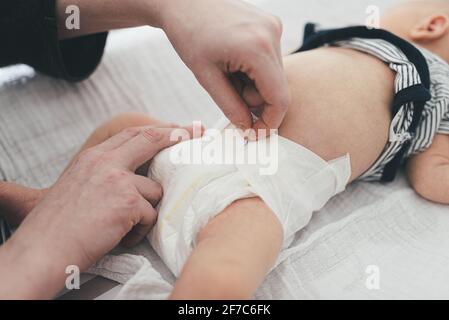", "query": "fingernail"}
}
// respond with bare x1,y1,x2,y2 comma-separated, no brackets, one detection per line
248,128,258,141
143,128,162,142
